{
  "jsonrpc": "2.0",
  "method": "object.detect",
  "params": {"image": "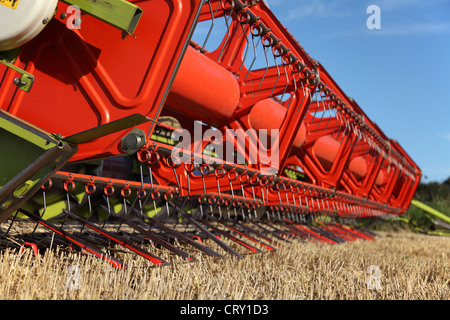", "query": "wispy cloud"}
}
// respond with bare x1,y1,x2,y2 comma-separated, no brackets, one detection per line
375,0,448,12
421,166,450,182
377,21,450,36
443,132,450,143
274,0,354,22
331,21,450,38
375,0,421,11
268,0,450,38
